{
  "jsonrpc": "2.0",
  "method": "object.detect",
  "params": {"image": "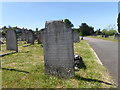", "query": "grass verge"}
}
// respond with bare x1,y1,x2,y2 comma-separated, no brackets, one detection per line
87,36,119,42
1,40,117,88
